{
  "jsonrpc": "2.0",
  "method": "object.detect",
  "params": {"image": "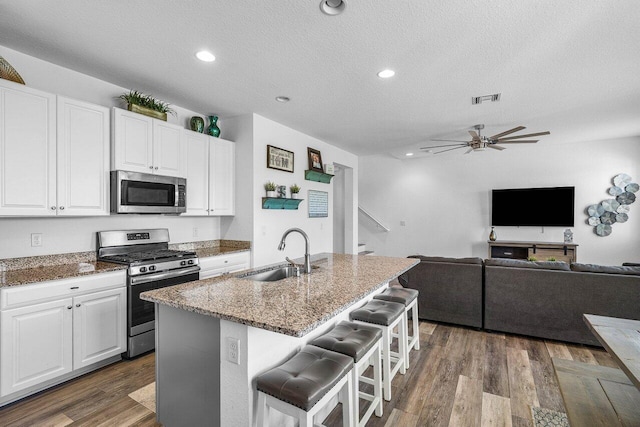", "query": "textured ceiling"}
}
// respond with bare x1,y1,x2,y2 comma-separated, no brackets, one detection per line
1,0,639,157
